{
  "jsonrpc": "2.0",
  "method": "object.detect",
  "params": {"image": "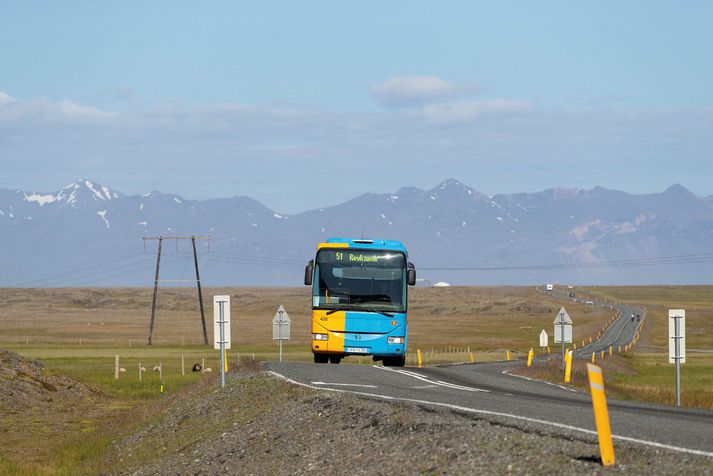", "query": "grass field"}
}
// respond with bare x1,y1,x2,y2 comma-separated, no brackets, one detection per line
1,285,711,473
0,285,613,357
515,285,713,409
